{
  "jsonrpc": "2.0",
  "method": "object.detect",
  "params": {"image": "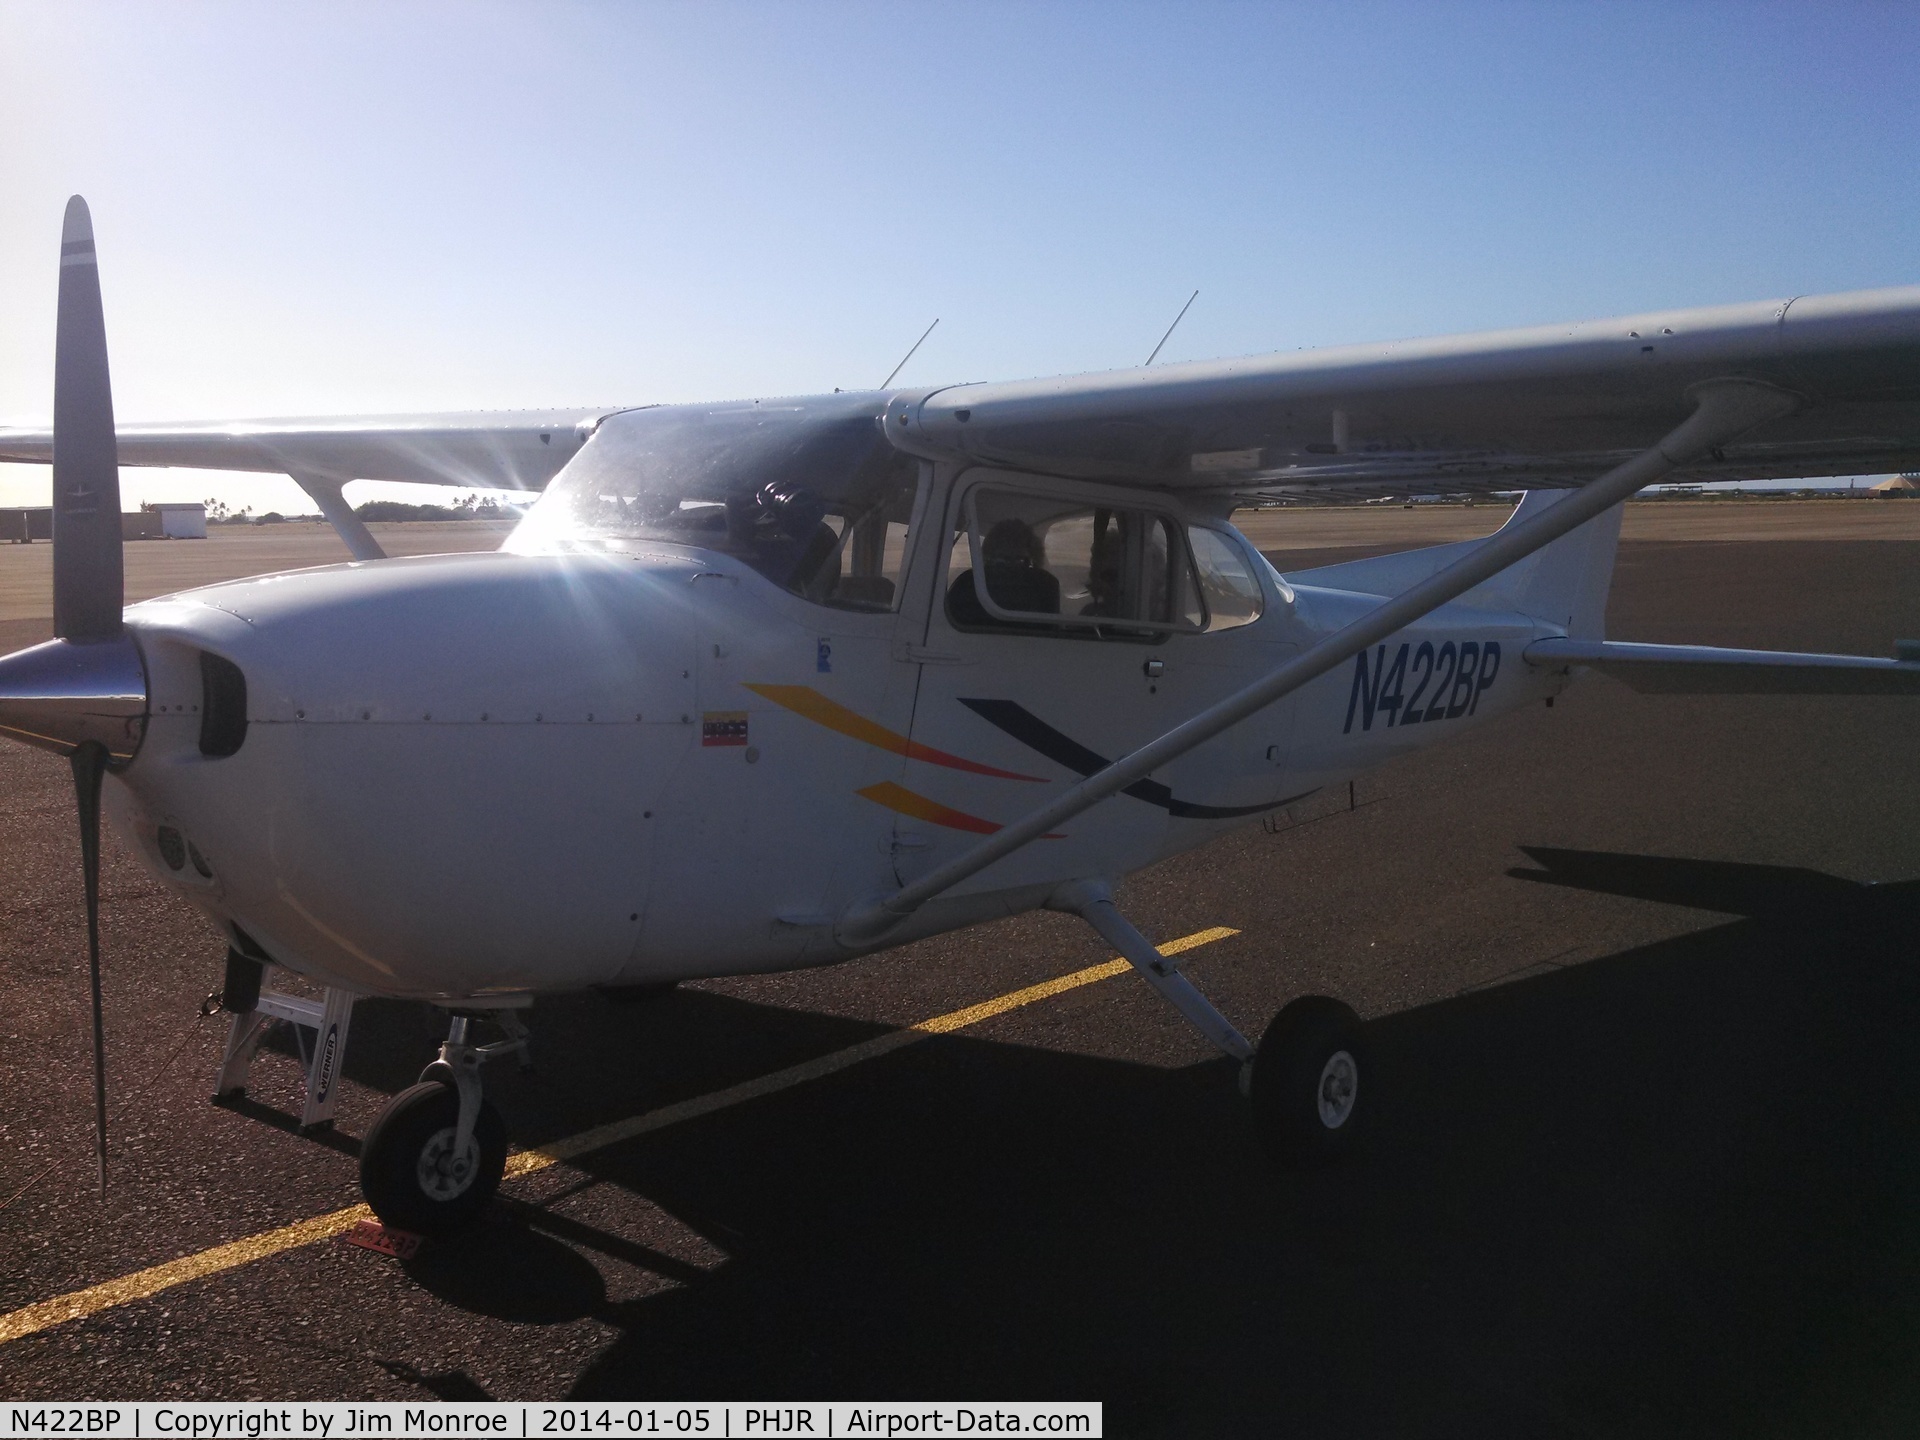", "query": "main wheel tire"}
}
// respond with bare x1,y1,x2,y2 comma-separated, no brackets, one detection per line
359,1080,507,1237
1248,995,1366,1165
